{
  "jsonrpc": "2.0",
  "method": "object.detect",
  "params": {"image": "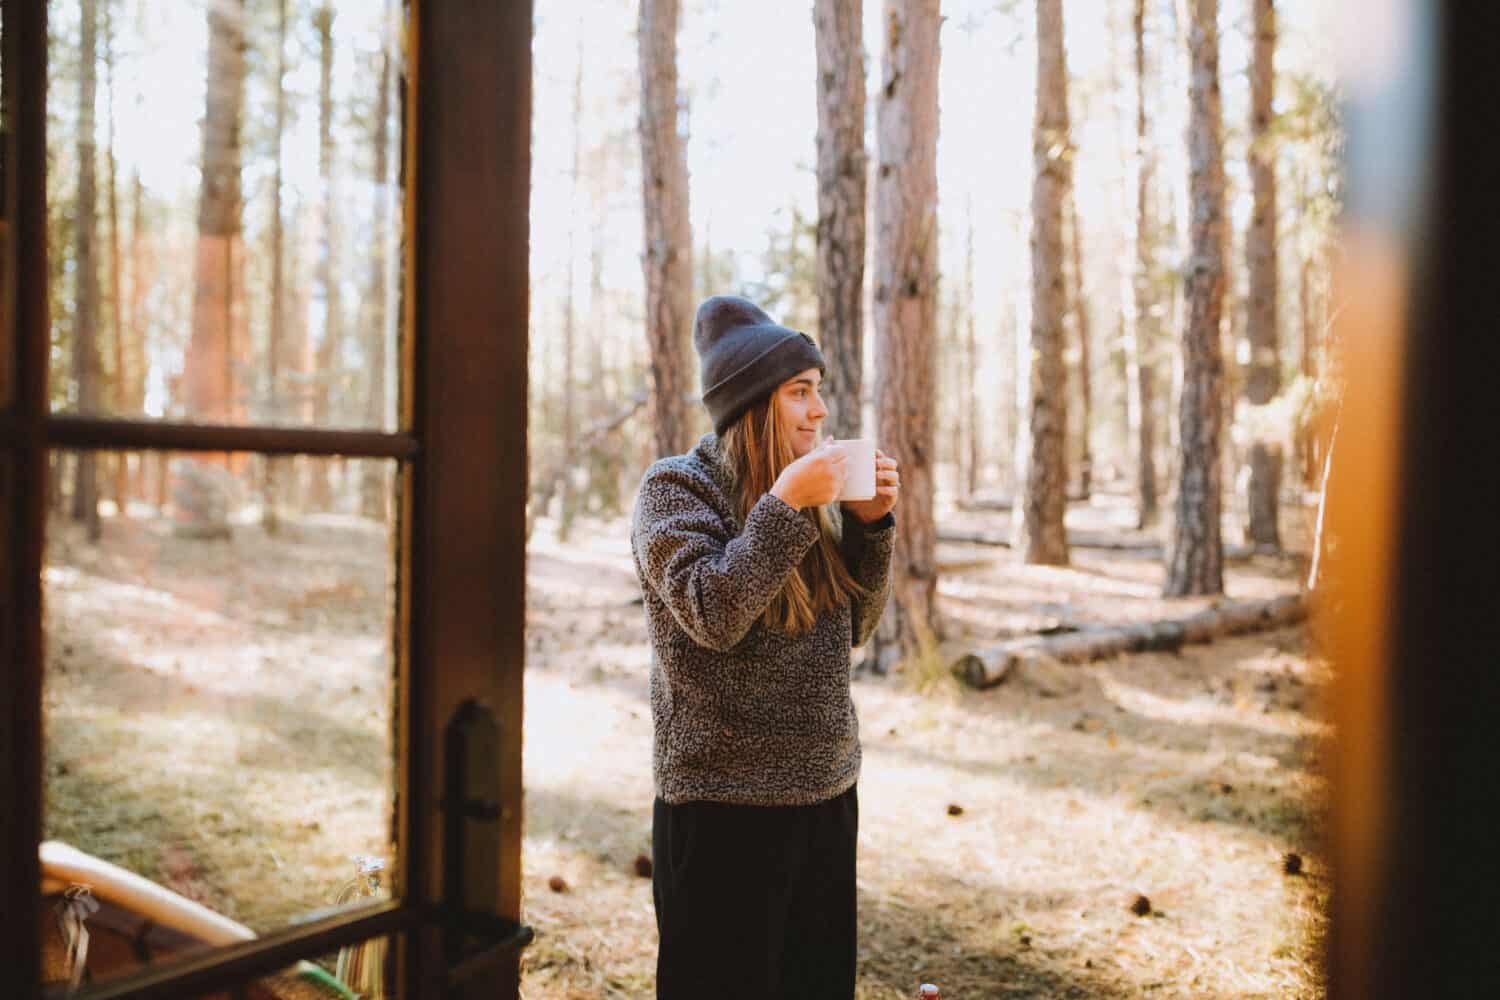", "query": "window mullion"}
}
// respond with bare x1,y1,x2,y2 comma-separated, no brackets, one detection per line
43,415,419,459
2,1,52,998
